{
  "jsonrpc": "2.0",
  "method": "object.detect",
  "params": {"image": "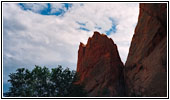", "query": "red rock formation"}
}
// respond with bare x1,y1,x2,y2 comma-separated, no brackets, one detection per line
77,31,125,96
125,3,167,97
